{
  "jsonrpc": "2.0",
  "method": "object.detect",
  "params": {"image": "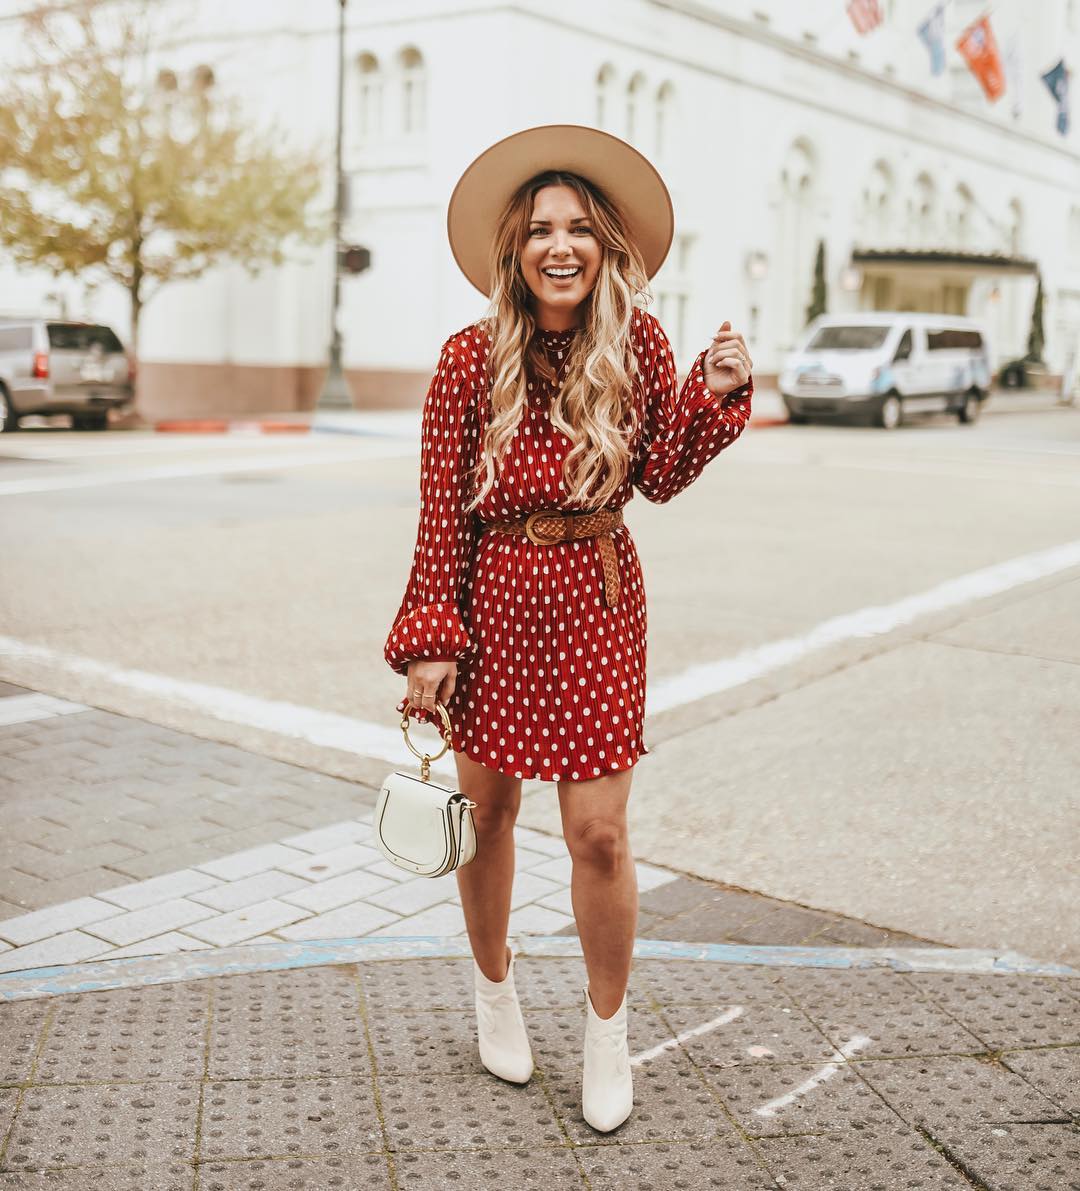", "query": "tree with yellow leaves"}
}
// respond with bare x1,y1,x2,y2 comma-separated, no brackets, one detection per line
0,0,328,360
